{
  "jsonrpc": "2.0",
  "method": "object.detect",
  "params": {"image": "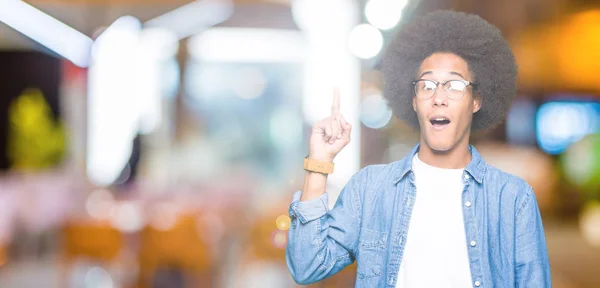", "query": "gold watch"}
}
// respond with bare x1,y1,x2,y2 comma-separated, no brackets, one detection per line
303,156,334,174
